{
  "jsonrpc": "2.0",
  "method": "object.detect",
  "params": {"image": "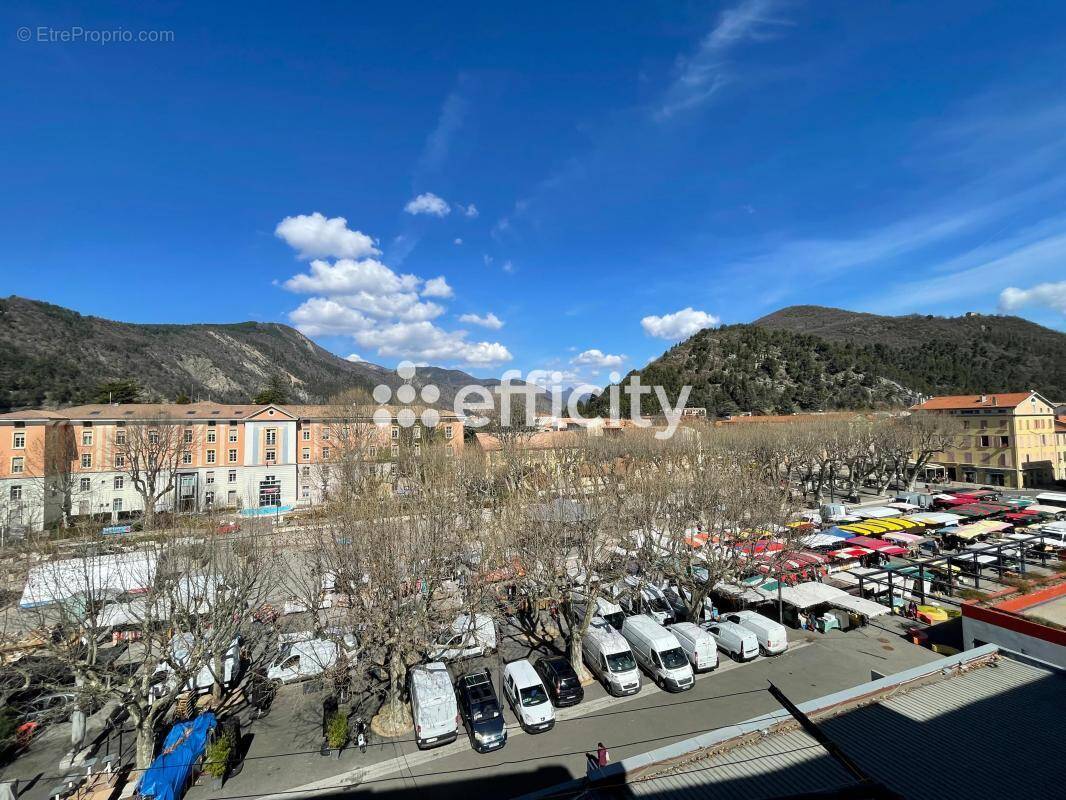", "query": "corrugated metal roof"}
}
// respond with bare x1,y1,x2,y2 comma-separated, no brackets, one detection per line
591,656,1063,800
